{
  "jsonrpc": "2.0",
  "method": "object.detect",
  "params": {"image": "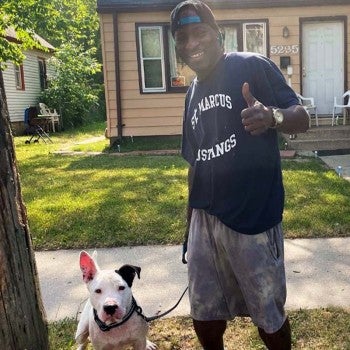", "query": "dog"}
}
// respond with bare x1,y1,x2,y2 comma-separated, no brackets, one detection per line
75,250,157,350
